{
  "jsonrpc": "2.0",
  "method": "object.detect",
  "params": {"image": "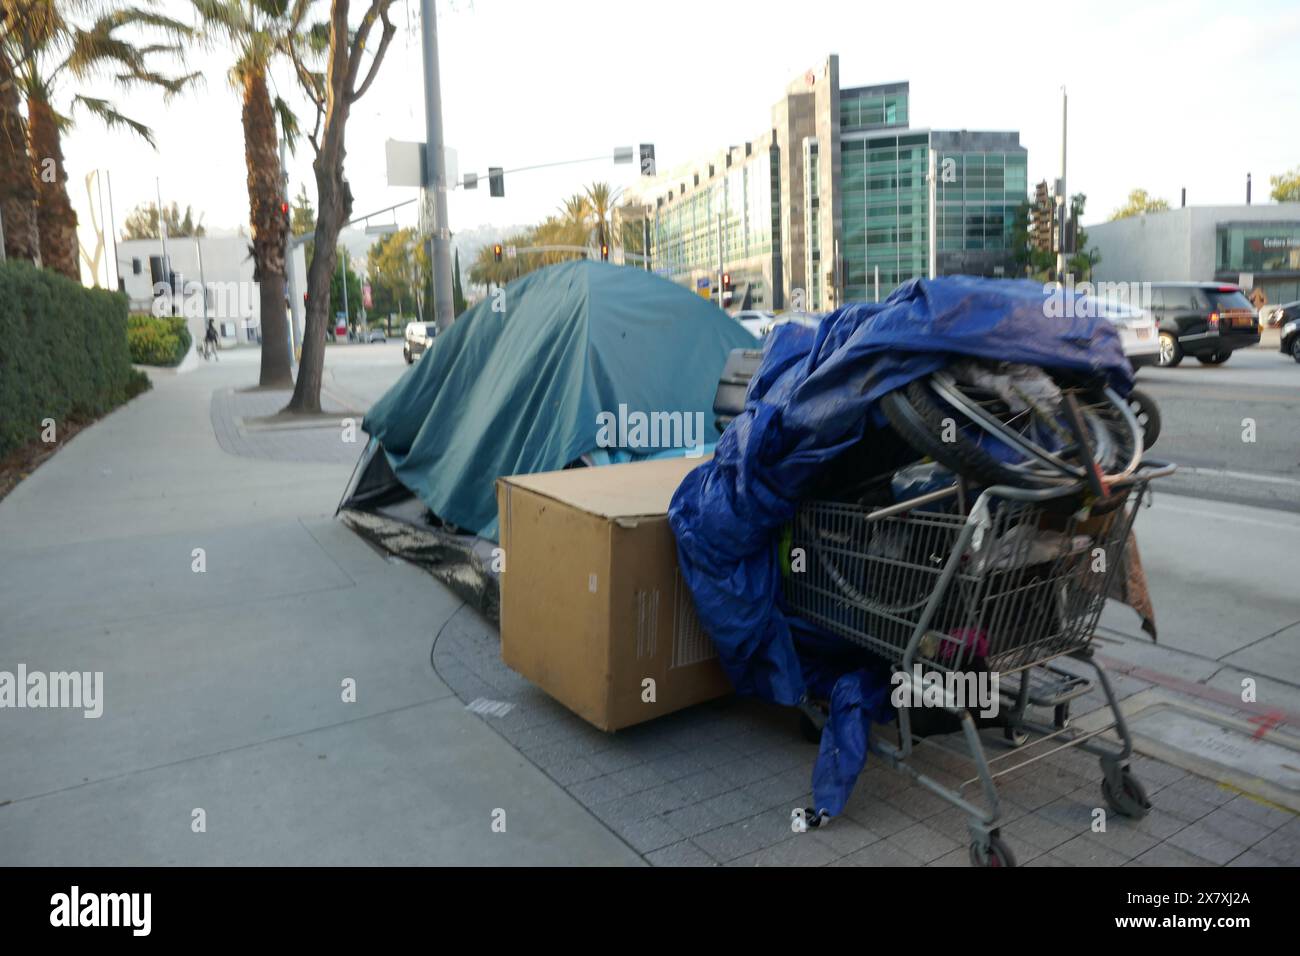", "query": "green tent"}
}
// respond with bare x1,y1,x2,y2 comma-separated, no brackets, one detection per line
343,259,757,540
